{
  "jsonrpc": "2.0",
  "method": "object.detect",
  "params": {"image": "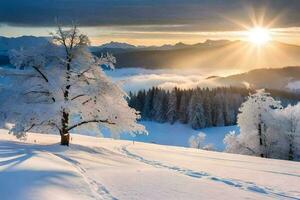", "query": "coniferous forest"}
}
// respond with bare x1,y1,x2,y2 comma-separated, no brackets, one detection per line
128,87,300,129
